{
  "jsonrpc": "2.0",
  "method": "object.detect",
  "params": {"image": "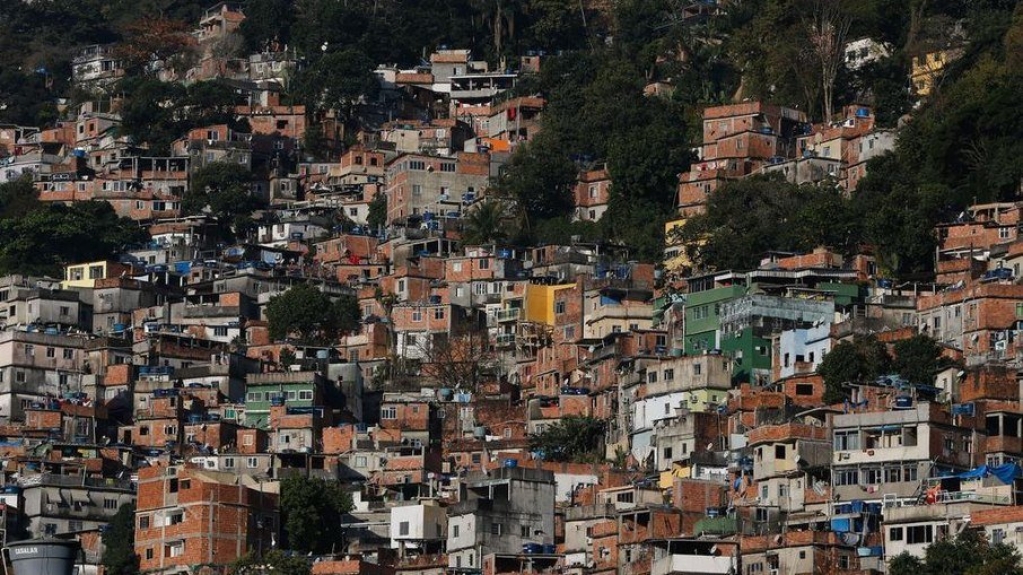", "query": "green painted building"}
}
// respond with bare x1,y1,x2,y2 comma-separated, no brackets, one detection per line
243,371,336,428
682,285,747,355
